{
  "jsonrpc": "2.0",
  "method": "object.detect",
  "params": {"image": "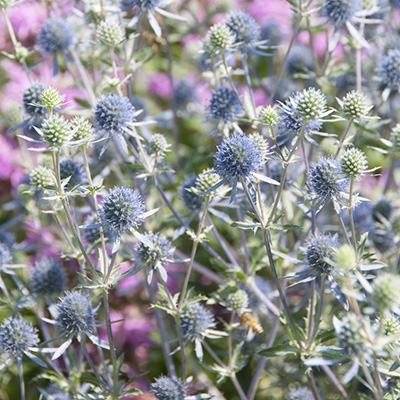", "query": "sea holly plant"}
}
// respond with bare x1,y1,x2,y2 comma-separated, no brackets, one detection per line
3,0,400,399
